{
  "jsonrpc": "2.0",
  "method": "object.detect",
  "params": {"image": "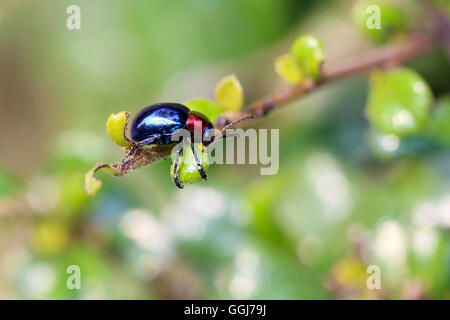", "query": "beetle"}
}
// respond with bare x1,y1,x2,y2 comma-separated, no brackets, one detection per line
126,103,252,189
